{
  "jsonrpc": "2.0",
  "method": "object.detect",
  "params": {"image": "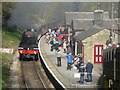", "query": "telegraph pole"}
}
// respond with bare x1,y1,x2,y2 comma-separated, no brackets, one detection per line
112,2,115,42
111,2,114,44
111,2,116,81
68,26,71,45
